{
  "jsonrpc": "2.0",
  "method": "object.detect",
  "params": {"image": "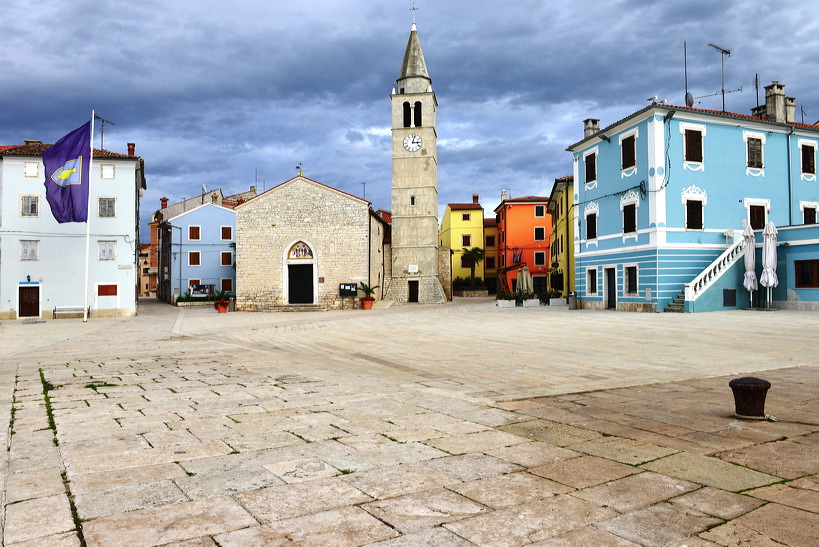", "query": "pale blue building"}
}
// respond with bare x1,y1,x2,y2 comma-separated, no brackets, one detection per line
157,203,236,302
568,82,819,312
